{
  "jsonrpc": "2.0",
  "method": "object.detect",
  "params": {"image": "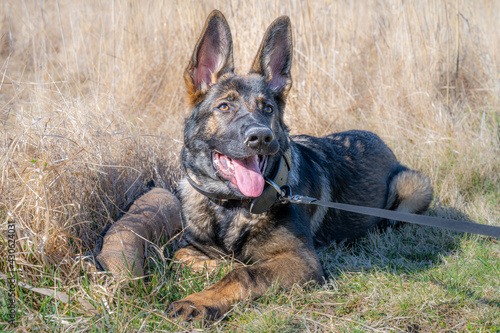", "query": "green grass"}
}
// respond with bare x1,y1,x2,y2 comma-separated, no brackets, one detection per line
2,225,498,332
